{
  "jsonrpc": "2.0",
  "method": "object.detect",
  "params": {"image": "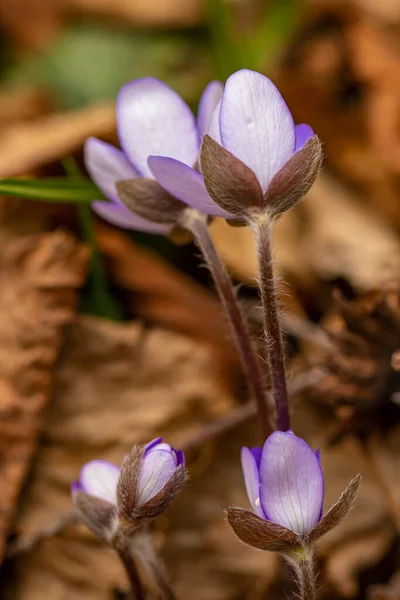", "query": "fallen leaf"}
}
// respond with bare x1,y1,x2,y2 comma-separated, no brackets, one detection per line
0,231,88,561
96,223,241,379
0,102,115,178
